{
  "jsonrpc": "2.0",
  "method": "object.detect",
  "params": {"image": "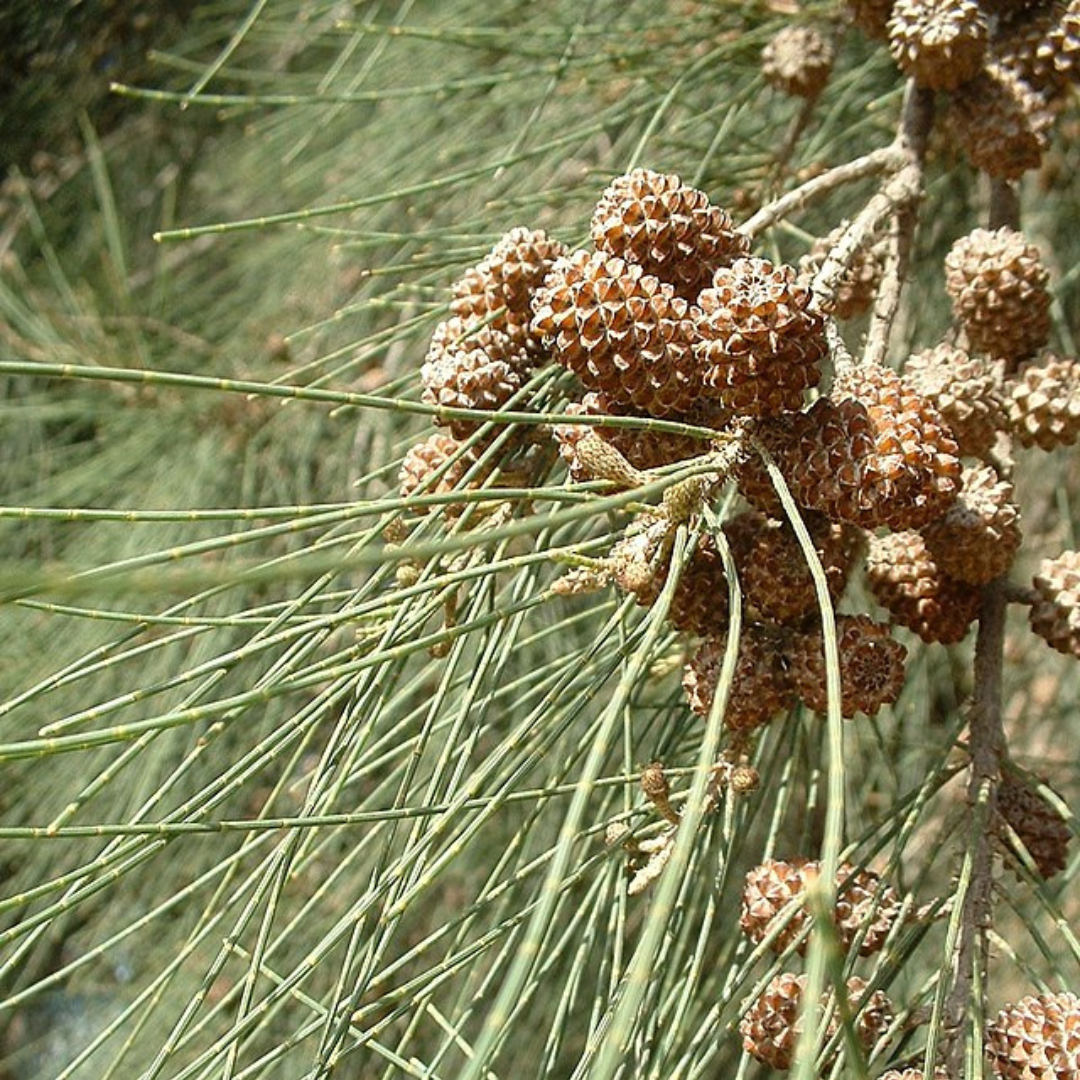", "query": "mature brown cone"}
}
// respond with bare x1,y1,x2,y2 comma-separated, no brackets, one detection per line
609,518,731,636
740,858,904,955
1029,550,1080,657
997,771,1072,879
788,614,908,718
554,392,719,482
994,0,1080,103
799,224,888,320
590,168,749,300
845,0,897,39
682,627,795,732
921,463,1021,585
946,63,1054,182
451,227,568,355
421,319,534,438
398,432,478,513
730,413,802,518
888,0,988,90
1008,354,1080,449
740,972,894,1070
694,256,827,418
902,344,1008,458
787,362,962,530
762,25,835,99
866,530,981,644
986,992,1080,1080
531,249,706,416
945,226,1052,367
724,509,860,626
